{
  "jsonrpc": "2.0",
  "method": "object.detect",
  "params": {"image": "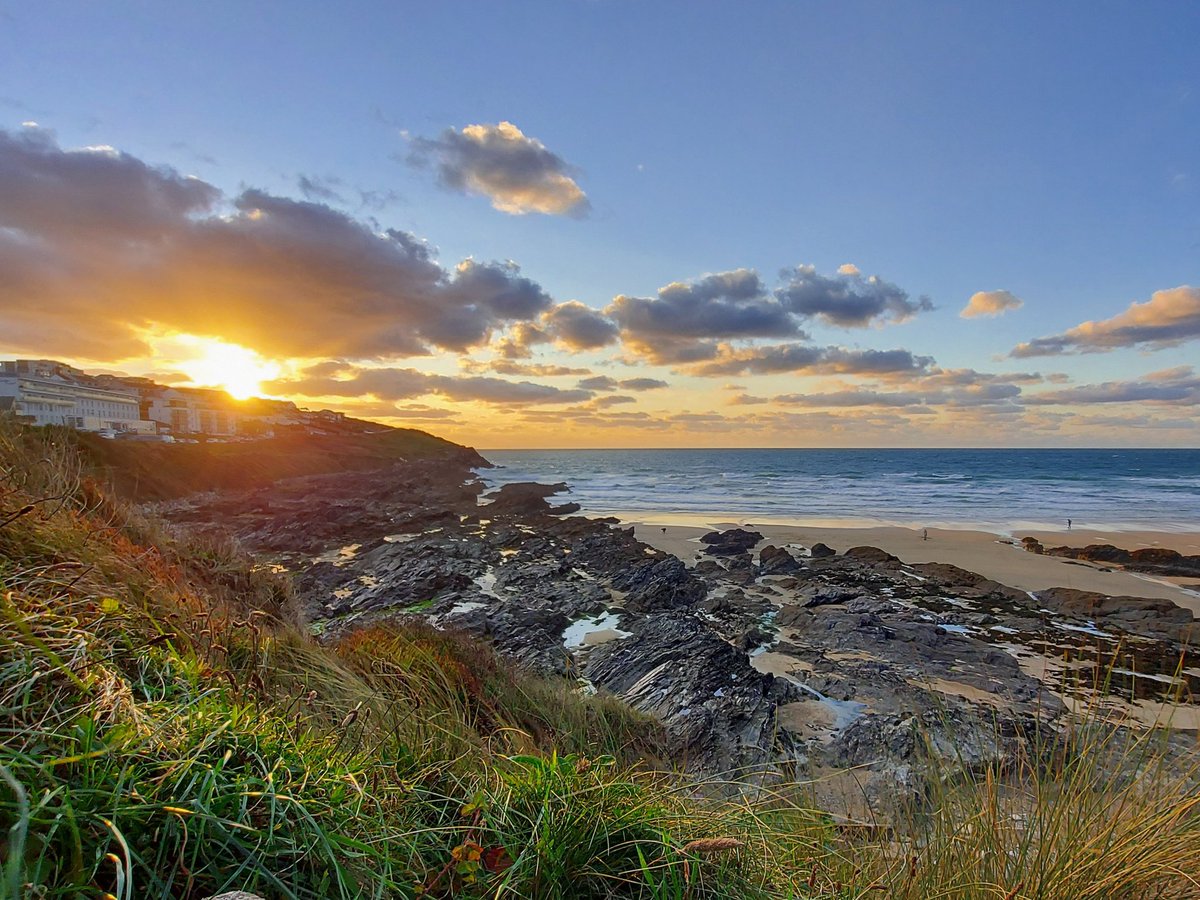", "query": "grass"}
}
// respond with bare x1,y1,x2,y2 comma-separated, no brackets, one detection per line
71,424,480,502
2,415,1199,898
